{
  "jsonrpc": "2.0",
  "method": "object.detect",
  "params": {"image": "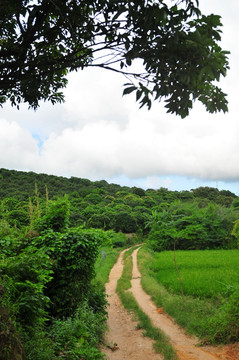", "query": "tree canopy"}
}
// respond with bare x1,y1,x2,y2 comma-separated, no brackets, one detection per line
0,0,229,117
